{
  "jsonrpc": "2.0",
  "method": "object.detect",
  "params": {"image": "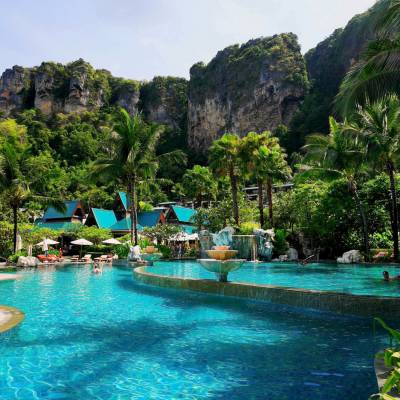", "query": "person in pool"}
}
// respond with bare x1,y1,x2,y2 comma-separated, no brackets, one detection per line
93,263,102,274
383,271,400,281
